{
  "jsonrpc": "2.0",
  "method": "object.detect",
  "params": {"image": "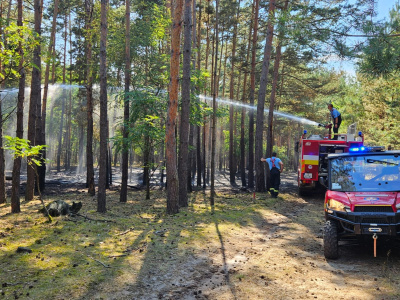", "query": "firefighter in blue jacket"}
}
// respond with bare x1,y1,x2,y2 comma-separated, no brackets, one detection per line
328,104,342,140
261,152,284,198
